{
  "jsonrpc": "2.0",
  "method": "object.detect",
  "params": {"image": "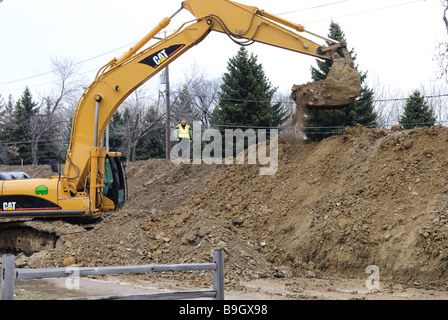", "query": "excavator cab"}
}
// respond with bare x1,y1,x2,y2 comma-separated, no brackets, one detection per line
103,155,126,211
